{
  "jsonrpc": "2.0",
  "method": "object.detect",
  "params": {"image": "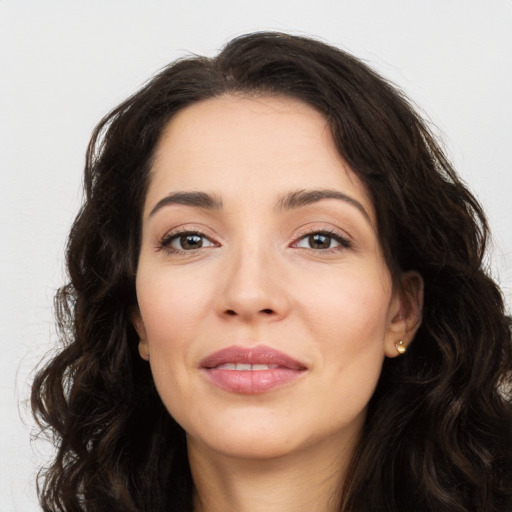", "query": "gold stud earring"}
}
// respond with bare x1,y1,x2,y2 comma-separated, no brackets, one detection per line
138,340,150,361
395,340,407,355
